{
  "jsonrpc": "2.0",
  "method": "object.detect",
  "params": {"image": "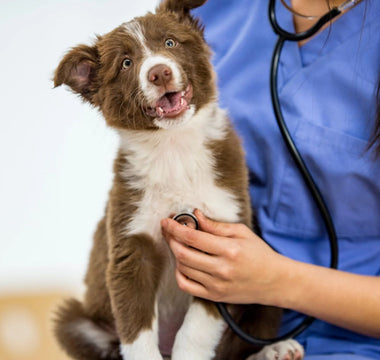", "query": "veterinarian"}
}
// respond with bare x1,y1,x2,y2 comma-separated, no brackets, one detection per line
161,0,380,358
